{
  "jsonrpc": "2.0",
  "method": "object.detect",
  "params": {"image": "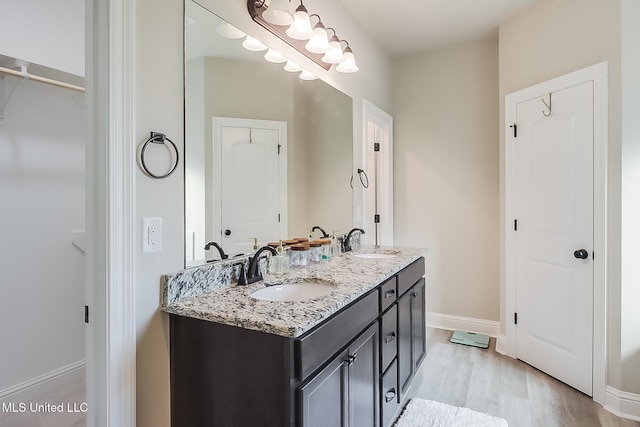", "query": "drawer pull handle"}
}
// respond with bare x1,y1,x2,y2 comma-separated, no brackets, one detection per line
411,291,418,298
385,332,396,344
385,388,396,403
384,289,396,299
